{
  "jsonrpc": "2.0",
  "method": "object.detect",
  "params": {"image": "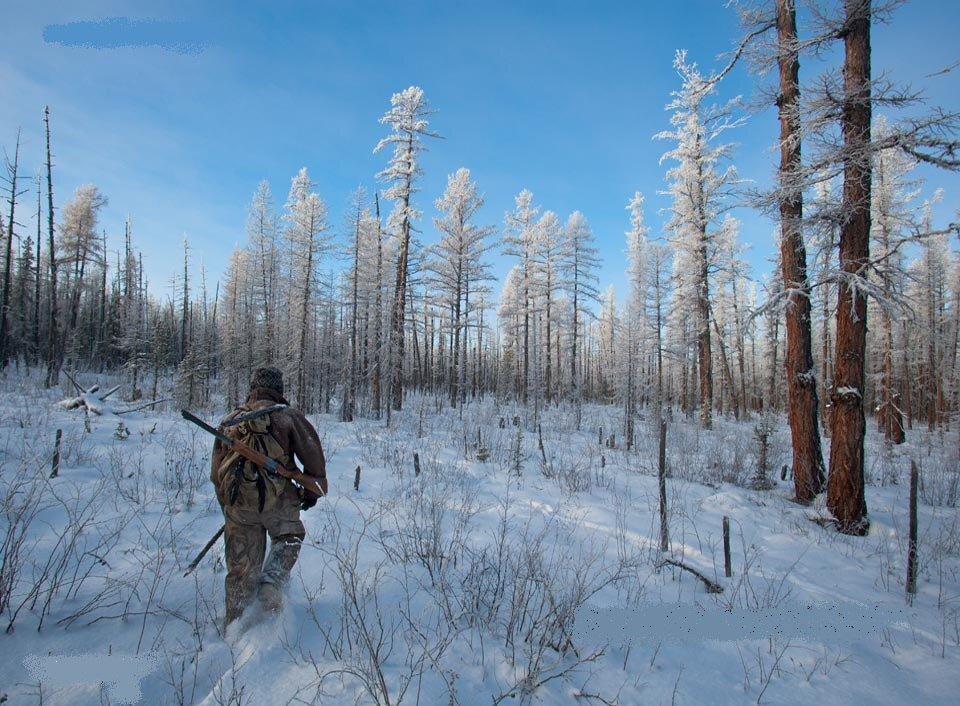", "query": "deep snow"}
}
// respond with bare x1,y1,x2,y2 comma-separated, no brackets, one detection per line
1,371,958,705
